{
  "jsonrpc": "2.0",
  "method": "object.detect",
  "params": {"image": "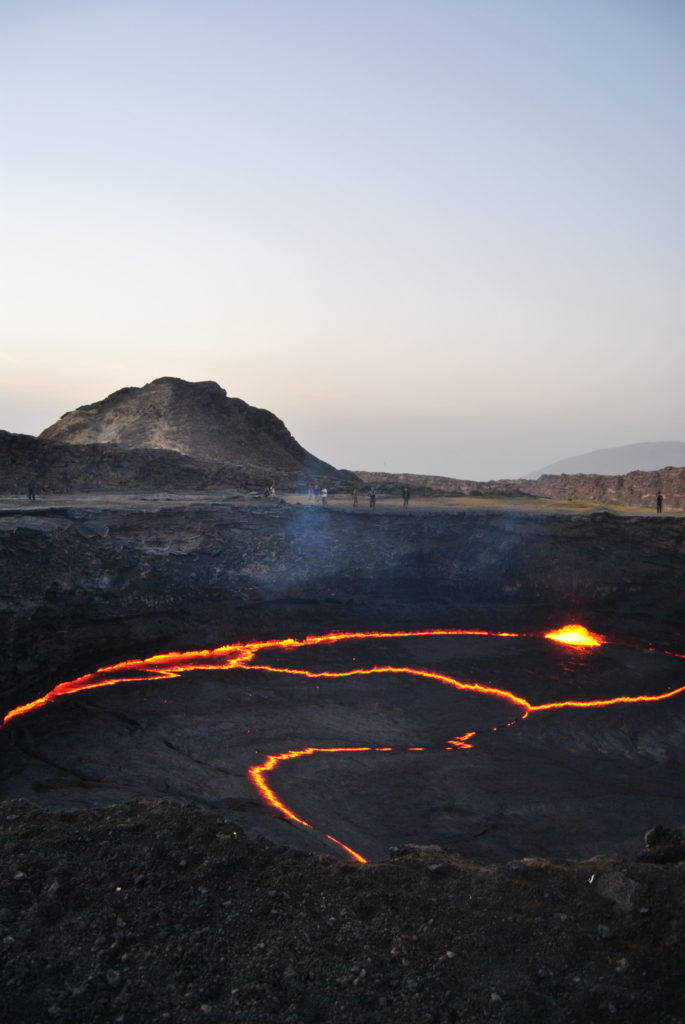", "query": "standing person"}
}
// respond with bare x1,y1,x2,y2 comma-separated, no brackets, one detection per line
27,479,36,501
352,488,358,508
402,486,411,508
656,491,664,513
320,487,328,506
369,488,376,510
